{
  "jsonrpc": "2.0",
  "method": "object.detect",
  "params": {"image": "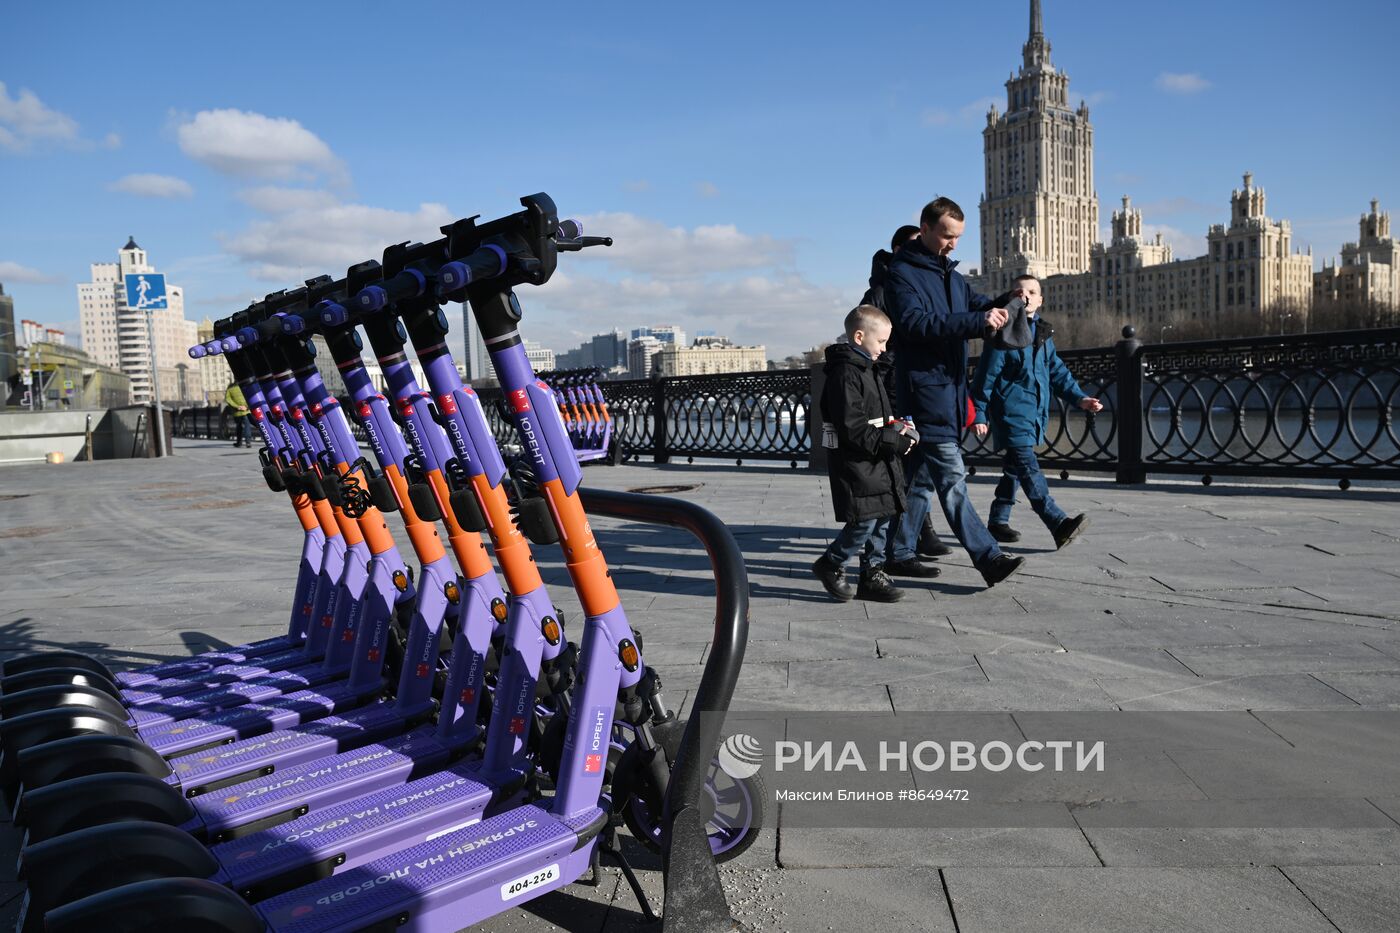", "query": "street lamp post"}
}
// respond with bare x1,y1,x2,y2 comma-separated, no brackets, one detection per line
1159,324,1174,344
